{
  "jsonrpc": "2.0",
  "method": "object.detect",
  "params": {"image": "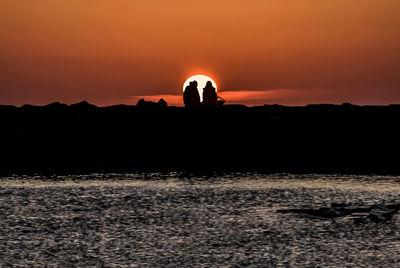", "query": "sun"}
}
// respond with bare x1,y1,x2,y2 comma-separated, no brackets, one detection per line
183,75,218,102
